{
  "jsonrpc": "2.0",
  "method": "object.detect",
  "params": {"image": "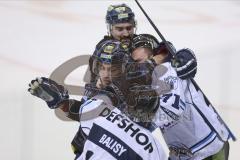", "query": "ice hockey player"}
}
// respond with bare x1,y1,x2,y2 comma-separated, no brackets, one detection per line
72,4,163,156
88,3,162,84
129,34,230,160
28,40,167,160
